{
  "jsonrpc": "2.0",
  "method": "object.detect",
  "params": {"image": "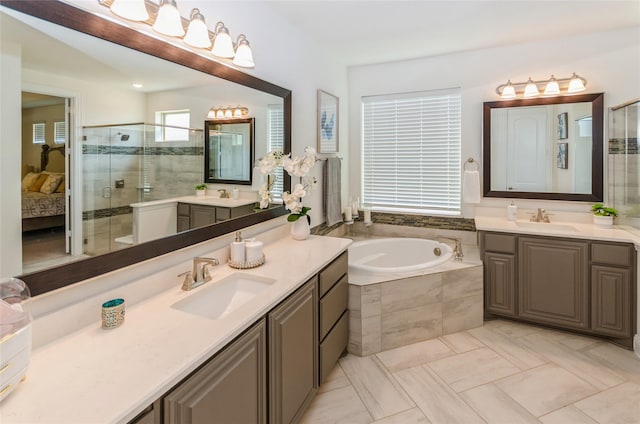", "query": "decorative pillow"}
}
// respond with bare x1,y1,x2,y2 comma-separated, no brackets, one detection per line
55,176,66,193
40,174,64,194
28,174,49,192
21,172,40,191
